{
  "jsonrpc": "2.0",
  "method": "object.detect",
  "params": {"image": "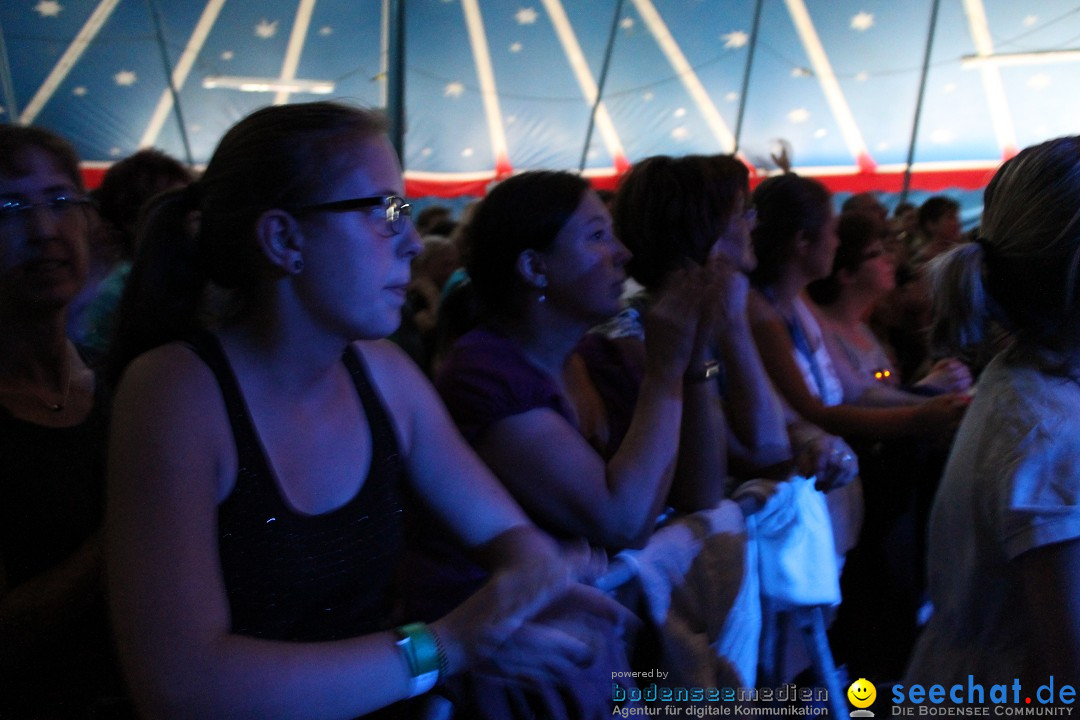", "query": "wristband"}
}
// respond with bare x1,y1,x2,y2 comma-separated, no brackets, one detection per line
395,623,441,697
685,359,721,384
